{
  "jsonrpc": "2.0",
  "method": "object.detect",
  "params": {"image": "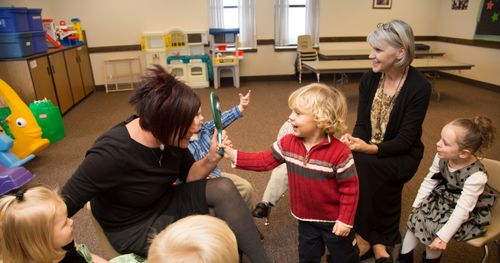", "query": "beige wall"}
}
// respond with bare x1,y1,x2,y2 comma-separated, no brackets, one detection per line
433,0,500,85
1,0,498,86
